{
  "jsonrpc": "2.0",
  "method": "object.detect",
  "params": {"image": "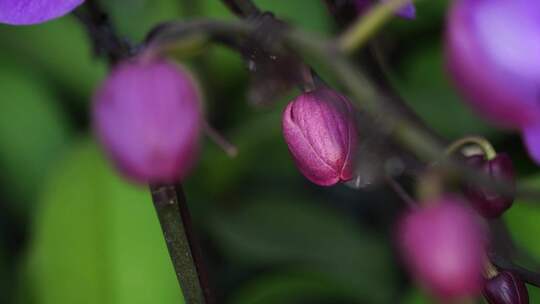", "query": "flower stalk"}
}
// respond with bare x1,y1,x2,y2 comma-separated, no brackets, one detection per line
150,184,212,304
